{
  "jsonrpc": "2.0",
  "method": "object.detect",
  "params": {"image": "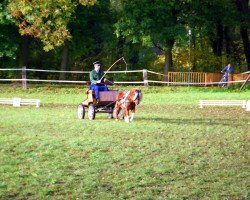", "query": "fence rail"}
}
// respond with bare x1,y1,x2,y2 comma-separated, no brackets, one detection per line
0,67,249,89
168,72,206,86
